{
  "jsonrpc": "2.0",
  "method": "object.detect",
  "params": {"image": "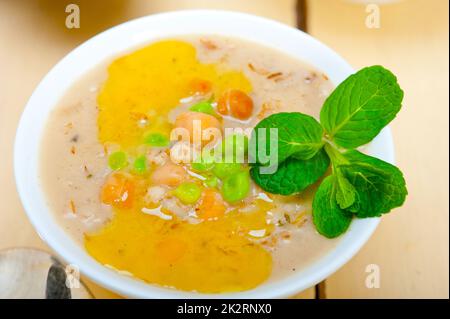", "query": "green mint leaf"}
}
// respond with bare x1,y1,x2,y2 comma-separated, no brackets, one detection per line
250,148,330,195
250,112,324,165
339,150,407,217
312,175,353,238
323,143,356,209
320,65,404,148
335,170,357,209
